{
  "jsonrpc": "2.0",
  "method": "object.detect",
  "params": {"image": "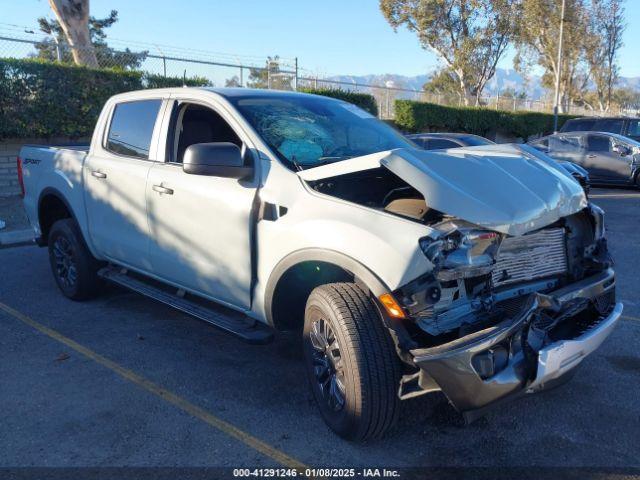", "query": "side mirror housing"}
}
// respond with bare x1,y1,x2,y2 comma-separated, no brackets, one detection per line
183,142,252,179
